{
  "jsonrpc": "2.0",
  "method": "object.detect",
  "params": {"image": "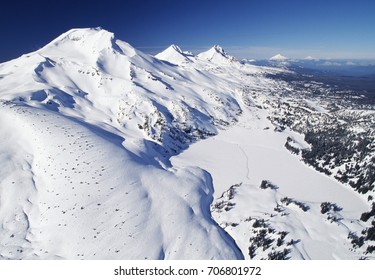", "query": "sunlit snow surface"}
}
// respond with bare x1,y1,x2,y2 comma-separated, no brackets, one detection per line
0,28,373,259
172,107,368,260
